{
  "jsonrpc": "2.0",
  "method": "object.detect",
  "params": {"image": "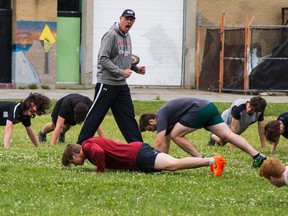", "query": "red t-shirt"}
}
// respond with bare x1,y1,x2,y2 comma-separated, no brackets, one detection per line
82,137,143,172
